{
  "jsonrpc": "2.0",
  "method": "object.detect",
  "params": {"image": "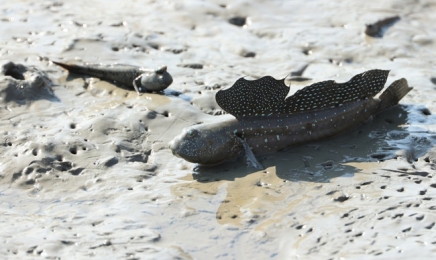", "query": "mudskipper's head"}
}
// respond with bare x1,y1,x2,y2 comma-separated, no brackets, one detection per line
140,66,173,91
169,124,242,165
